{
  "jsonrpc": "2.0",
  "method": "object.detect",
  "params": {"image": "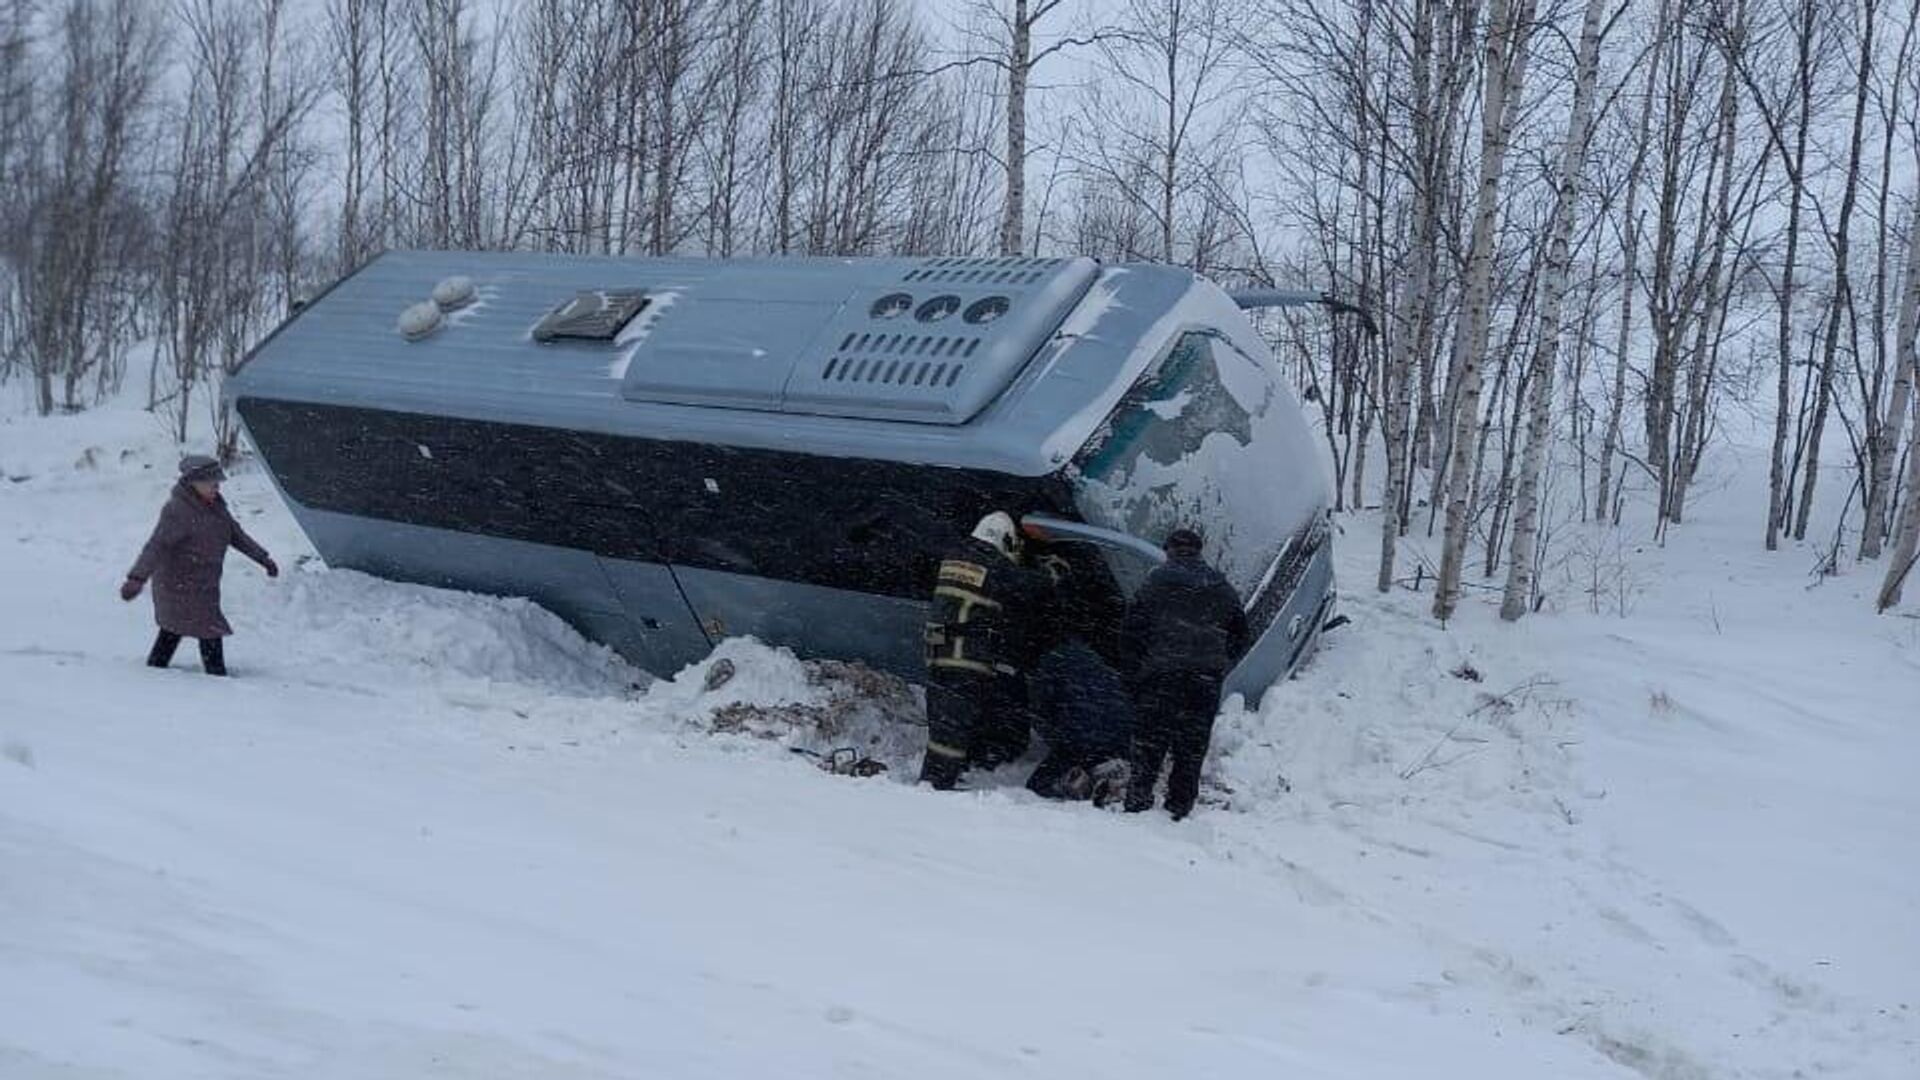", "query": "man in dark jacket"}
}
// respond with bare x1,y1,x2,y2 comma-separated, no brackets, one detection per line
120,455,278,676
918,511,1051,789
1121,527,1248,820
